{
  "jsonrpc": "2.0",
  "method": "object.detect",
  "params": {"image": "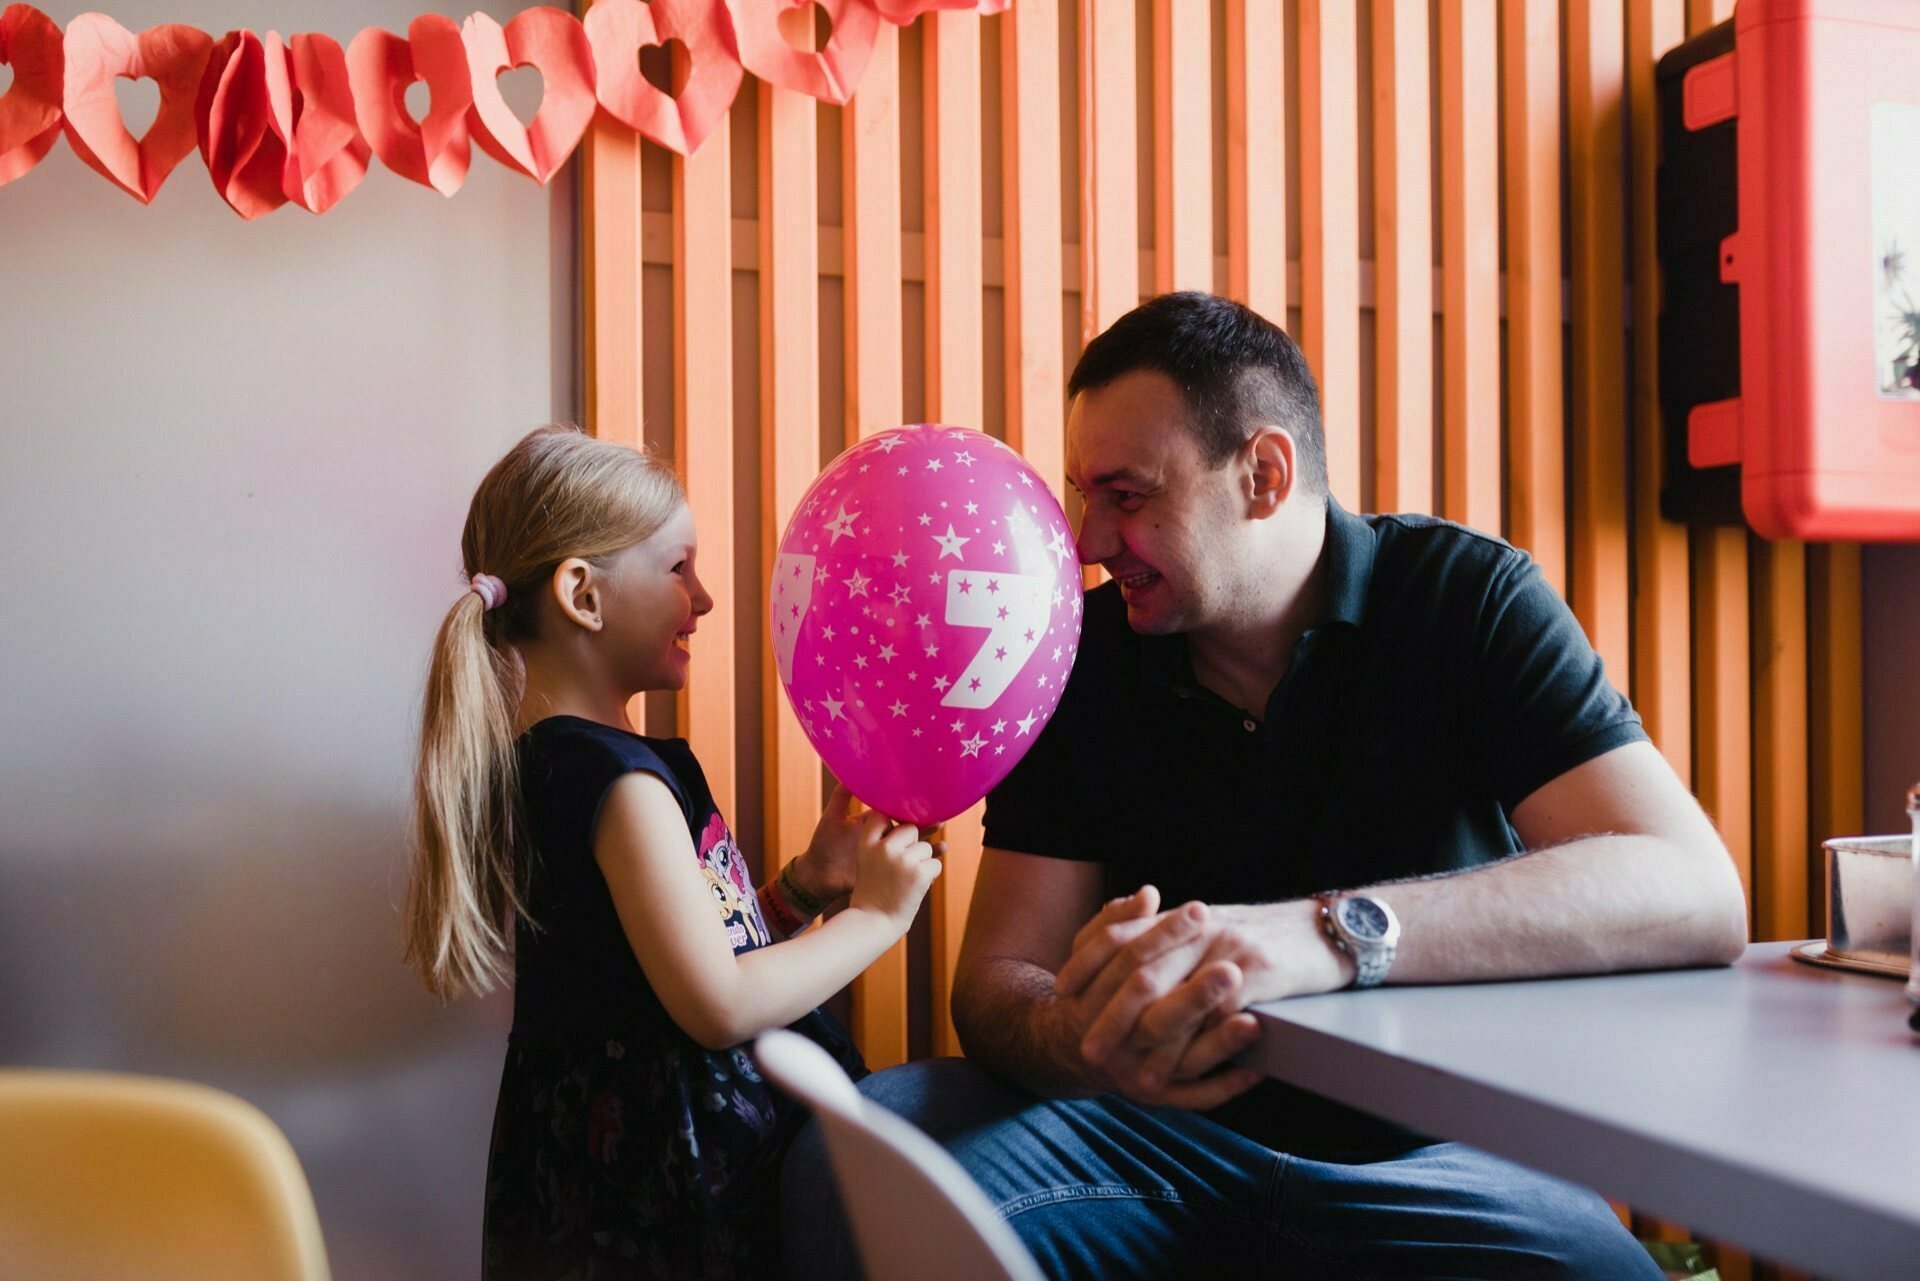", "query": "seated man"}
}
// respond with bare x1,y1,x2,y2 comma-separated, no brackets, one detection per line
783,291,1748,1281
